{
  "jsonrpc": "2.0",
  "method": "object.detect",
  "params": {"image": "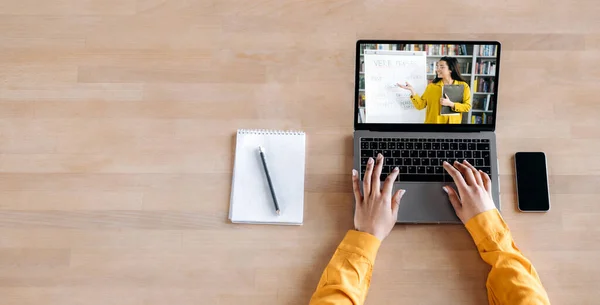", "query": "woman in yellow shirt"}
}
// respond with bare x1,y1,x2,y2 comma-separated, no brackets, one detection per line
398,56,472,124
